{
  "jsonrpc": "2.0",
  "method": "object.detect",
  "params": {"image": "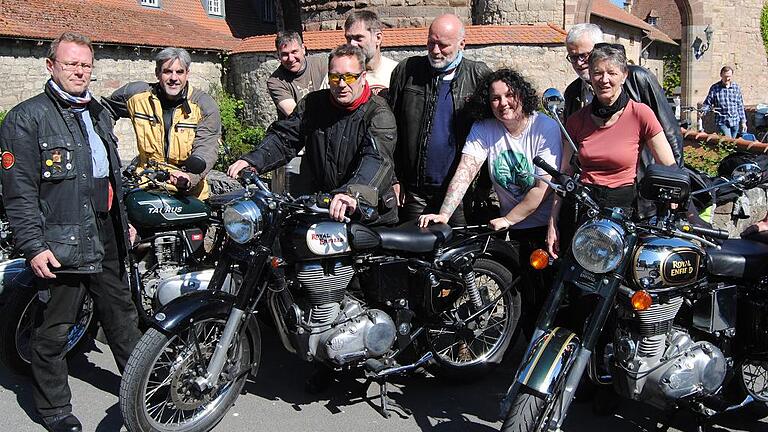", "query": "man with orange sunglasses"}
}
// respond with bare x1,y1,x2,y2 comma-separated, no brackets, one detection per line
228,44,398,226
